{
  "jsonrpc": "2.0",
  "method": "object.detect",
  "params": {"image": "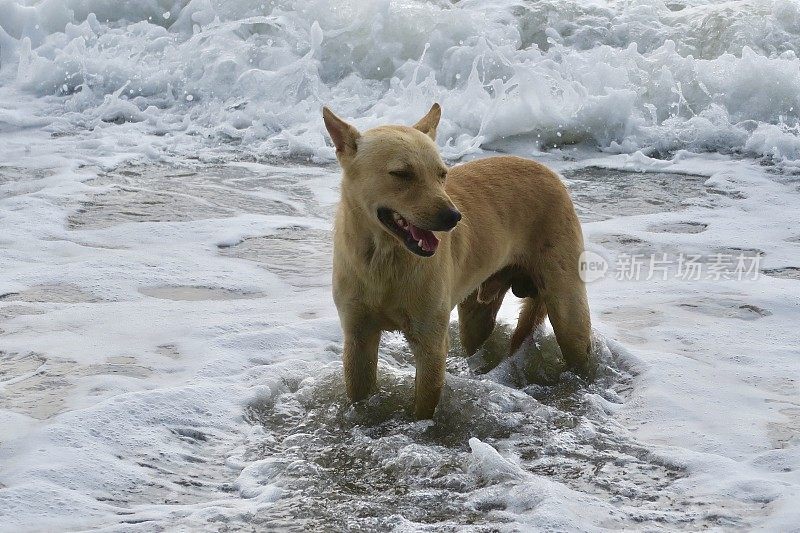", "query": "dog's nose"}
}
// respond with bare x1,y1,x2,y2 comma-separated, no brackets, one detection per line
437,208,462,230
